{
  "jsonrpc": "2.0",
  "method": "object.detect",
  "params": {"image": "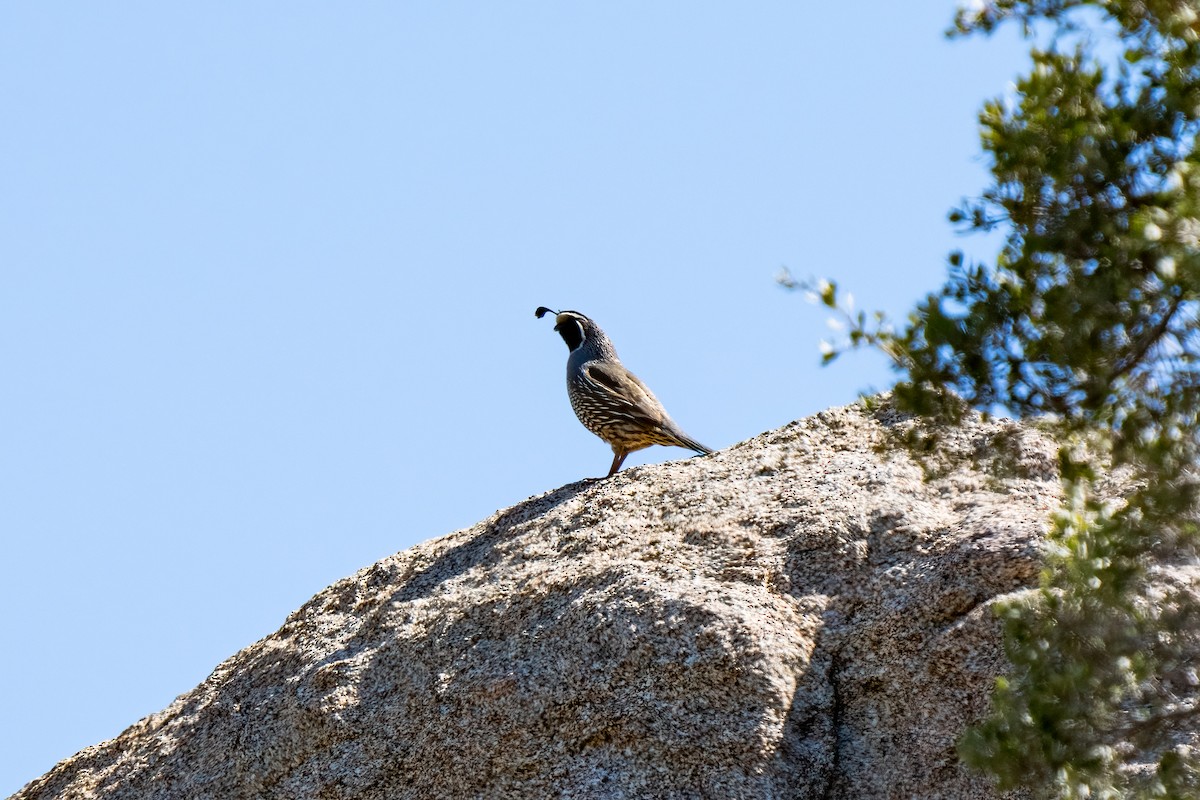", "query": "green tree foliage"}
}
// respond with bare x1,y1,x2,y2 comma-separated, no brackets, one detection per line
793,1,1200,796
